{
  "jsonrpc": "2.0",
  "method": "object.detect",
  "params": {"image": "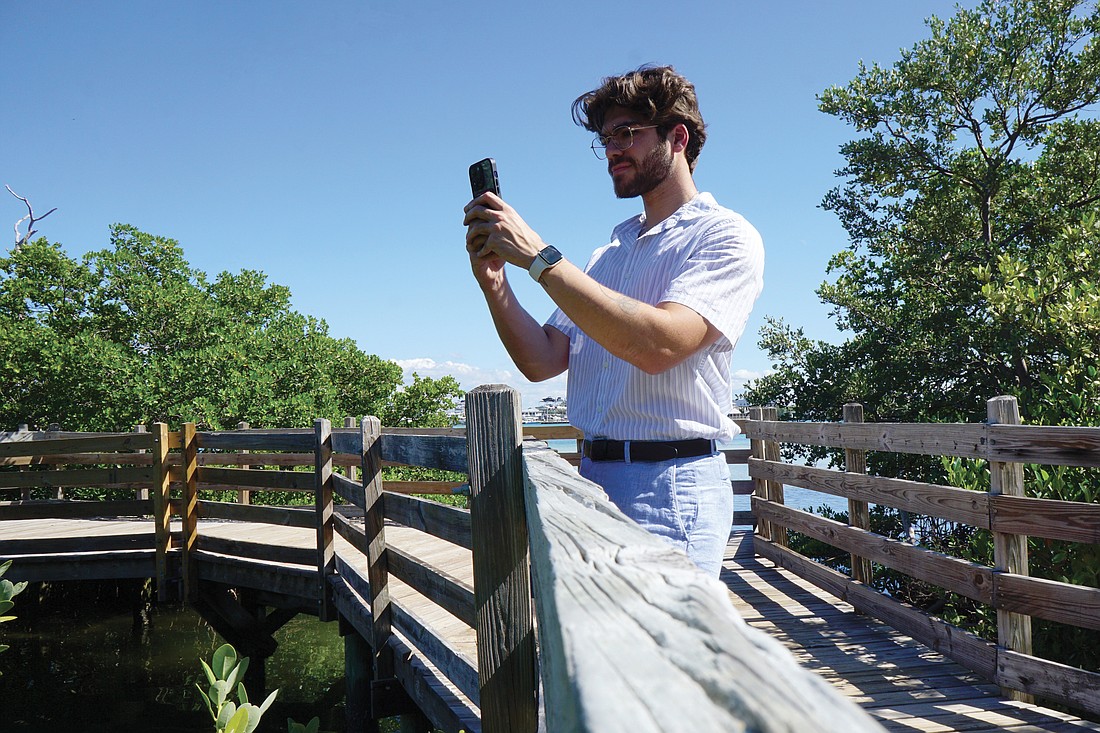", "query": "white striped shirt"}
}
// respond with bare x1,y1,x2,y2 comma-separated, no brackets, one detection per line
546,192,764,443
